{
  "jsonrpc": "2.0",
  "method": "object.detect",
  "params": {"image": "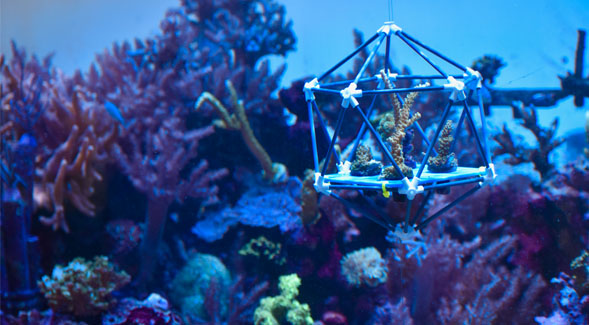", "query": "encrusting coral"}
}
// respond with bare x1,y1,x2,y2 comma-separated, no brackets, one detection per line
377,70,422,179
427,120,458,172
38,256,130,317
350,144,383,176
254,274,313,325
